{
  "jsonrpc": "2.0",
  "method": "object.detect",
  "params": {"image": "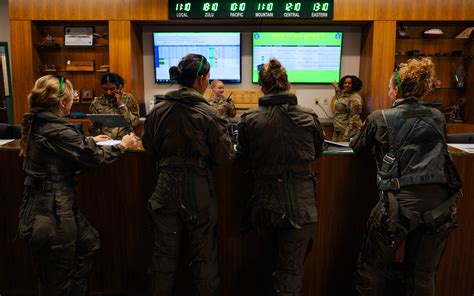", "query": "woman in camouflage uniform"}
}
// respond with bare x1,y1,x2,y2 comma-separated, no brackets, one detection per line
17,75,136,295
208,79,236,122
331,75,363,142
89,72,139,139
